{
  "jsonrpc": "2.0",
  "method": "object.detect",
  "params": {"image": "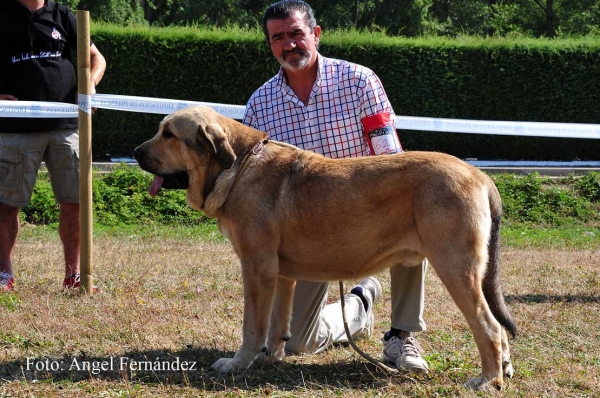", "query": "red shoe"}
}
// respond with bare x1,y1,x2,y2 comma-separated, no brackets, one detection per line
63,273,98,292
0,272,14,292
